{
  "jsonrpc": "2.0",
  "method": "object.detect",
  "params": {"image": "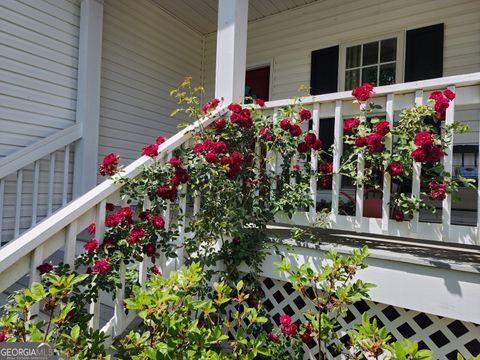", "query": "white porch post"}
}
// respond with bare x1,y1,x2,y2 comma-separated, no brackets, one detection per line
215,0,249,103
73,0,104,198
